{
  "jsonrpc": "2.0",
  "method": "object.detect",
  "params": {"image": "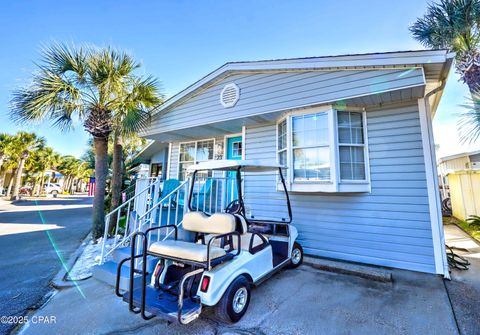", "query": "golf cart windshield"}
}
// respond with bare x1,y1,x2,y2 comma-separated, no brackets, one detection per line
186,160,292,224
